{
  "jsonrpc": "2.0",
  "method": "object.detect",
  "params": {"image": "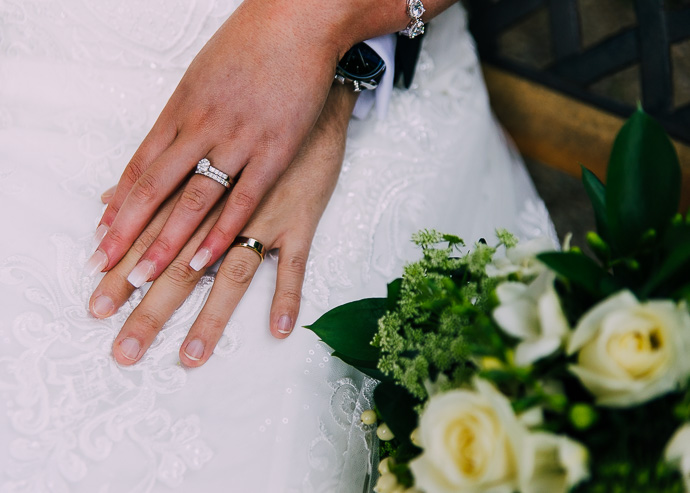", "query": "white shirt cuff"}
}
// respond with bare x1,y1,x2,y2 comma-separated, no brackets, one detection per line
352,34,396,120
